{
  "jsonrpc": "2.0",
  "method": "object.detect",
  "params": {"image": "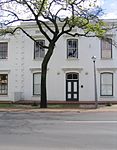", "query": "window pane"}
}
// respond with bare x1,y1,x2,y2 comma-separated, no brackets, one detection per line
67,39,78,58
0,42,8,59
34,40,45,59
40,47,45,58
102,85,112,95
34,73,41,84
68,41,72,48
33,73,41,95
101,74,112,84
101,39,112,58
0,74,8,95
102,50,111,58
34,84,40,95
101,73,113,96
